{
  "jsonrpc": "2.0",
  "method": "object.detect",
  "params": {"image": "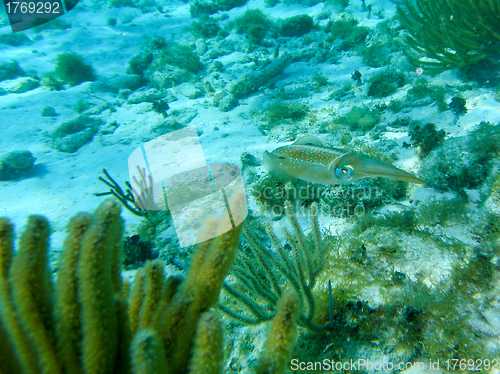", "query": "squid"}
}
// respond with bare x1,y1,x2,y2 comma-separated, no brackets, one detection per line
263,135,425,185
